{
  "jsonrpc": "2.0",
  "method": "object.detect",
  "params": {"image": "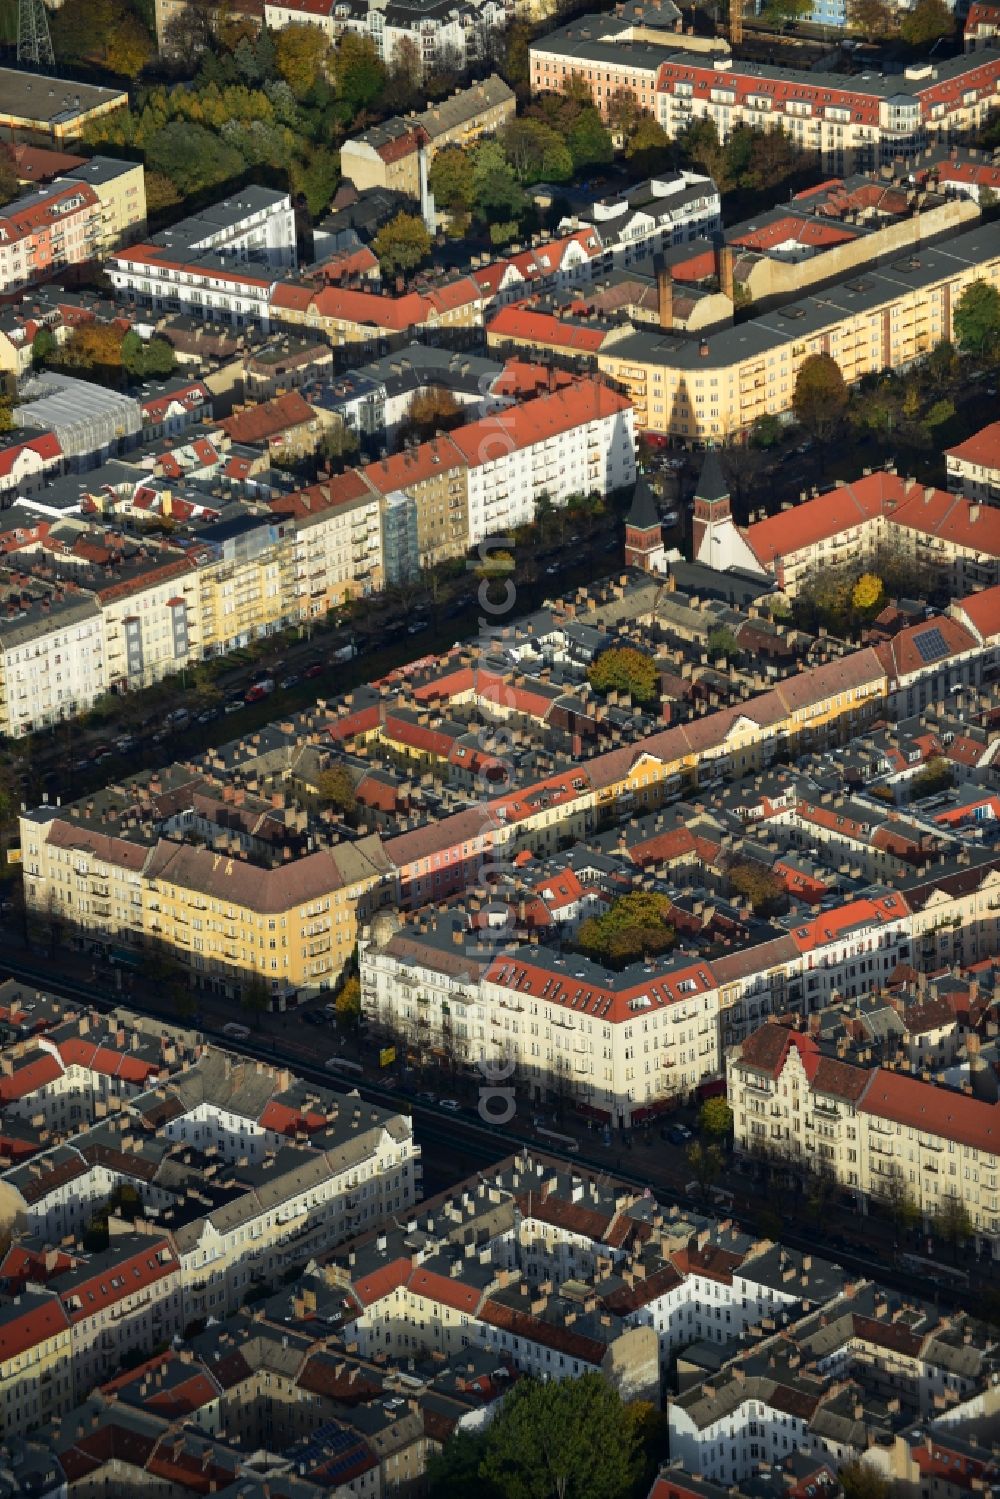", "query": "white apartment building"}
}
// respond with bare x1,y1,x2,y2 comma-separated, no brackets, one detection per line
454,380,636,546
0,594,107,736
107,188,296,330
946,422,1000,506
565,172,722,273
